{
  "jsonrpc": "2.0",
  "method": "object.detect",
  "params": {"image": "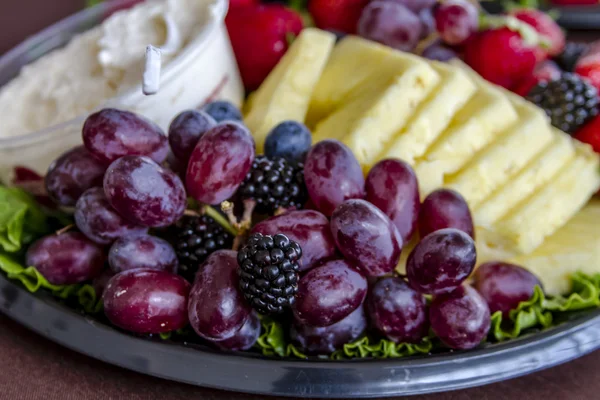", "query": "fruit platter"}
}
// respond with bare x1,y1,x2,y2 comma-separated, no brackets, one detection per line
2,0,600,397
